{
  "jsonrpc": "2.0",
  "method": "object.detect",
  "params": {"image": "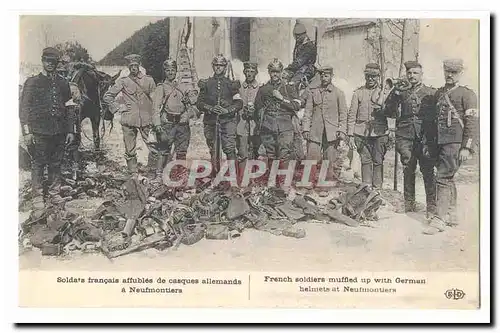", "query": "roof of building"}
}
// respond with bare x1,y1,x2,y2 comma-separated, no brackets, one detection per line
326,18,377,32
